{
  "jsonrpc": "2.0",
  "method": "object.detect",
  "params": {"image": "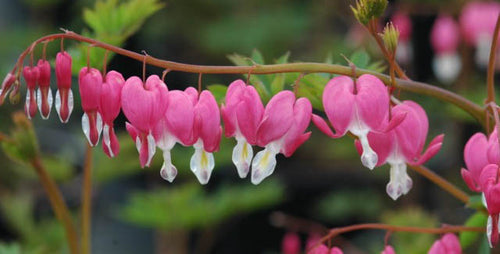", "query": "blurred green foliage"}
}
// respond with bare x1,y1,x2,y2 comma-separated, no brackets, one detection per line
460,212,487,250
118,180,284,230
314,190,383,223
380,207,438,254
